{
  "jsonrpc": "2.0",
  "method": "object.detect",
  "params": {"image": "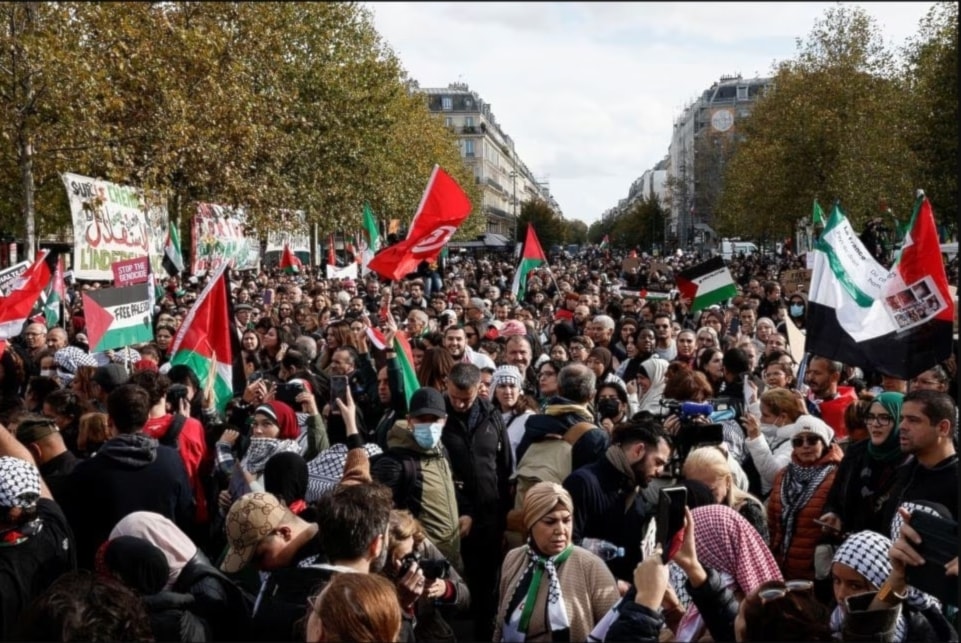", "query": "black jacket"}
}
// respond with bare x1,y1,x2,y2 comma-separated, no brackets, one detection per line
61,433,195,568
442,396,513,531
143,591,211,642
173,551,255,641
686,566,739,642
605,594,665,643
